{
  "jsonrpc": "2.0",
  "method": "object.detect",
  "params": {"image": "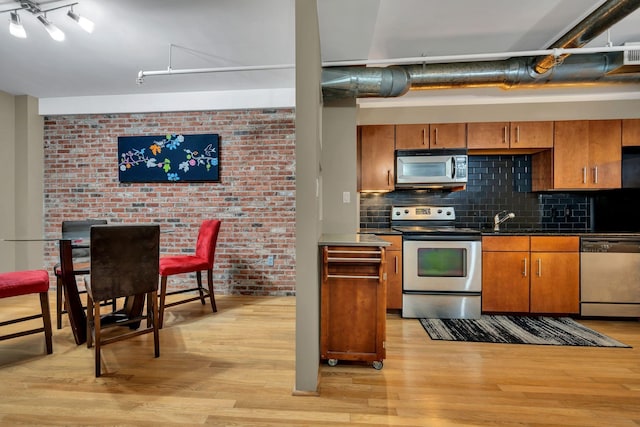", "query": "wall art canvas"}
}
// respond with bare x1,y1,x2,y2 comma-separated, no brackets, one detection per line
118,133,219,183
